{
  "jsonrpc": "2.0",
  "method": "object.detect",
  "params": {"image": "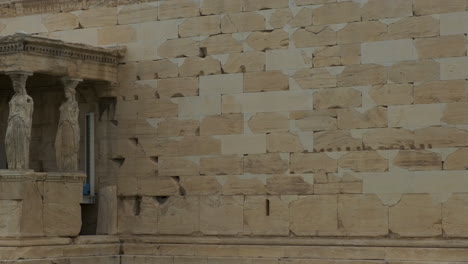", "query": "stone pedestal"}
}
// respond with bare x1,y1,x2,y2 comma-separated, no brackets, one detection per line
0,170,85,237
